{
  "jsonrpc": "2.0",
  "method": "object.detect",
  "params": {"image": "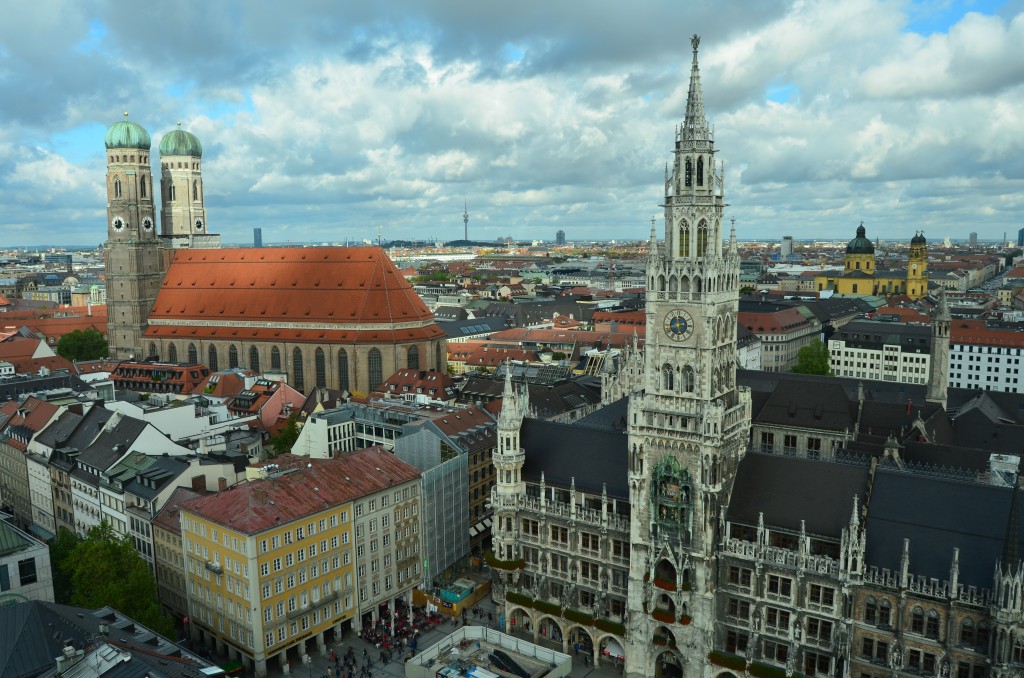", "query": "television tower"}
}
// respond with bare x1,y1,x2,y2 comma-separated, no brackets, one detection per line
463,200,469,241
